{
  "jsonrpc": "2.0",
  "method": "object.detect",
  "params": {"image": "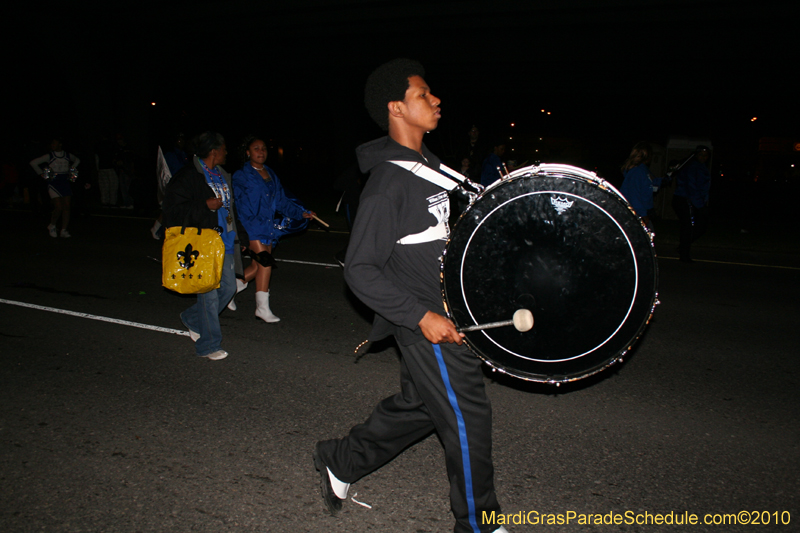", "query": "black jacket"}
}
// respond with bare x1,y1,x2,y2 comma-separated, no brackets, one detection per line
162,156,243,276
345,136,451,345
